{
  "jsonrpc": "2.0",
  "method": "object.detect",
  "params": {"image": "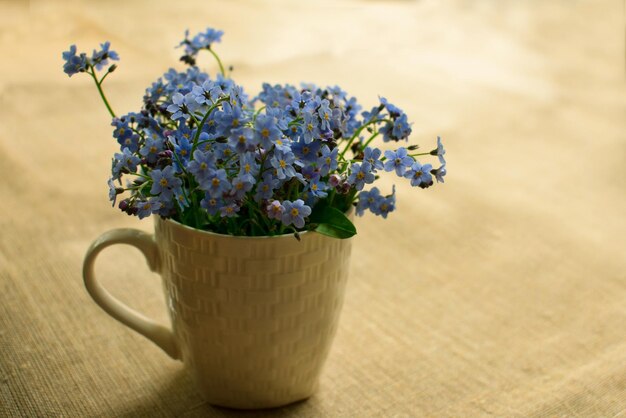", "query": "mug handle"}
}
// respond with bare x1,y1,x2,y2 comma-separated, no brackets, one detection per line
82,228,180,360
